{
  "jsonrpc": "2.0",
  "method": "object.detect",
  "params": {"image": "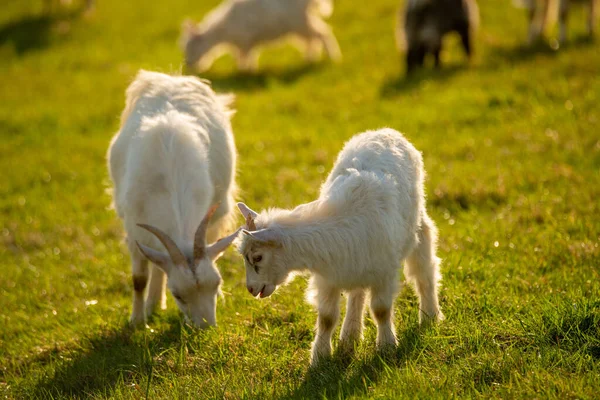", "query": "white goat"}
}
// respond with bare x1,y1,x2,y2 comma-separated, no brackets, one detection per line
107,70,239,328
237,128,444,365
518,0,597,44
181,0,341,72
